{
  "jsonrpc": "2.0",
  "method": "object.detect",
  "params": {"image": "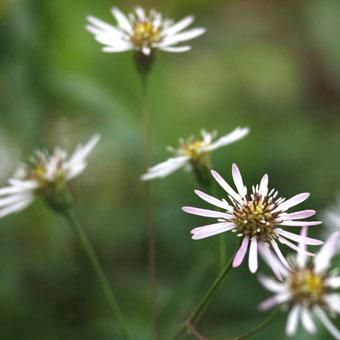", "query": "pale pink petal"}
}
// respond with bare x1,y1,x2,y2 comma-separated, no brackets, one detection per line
191,222,234,240
286,305,301,336
297,226,308,268
248,237,258,273
278,220,321,227
314,232,340,274
278,237,315,257
275,193,310,212
271,240,291,270
232,236,249,268
280,210,316,220
182,206,232,219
